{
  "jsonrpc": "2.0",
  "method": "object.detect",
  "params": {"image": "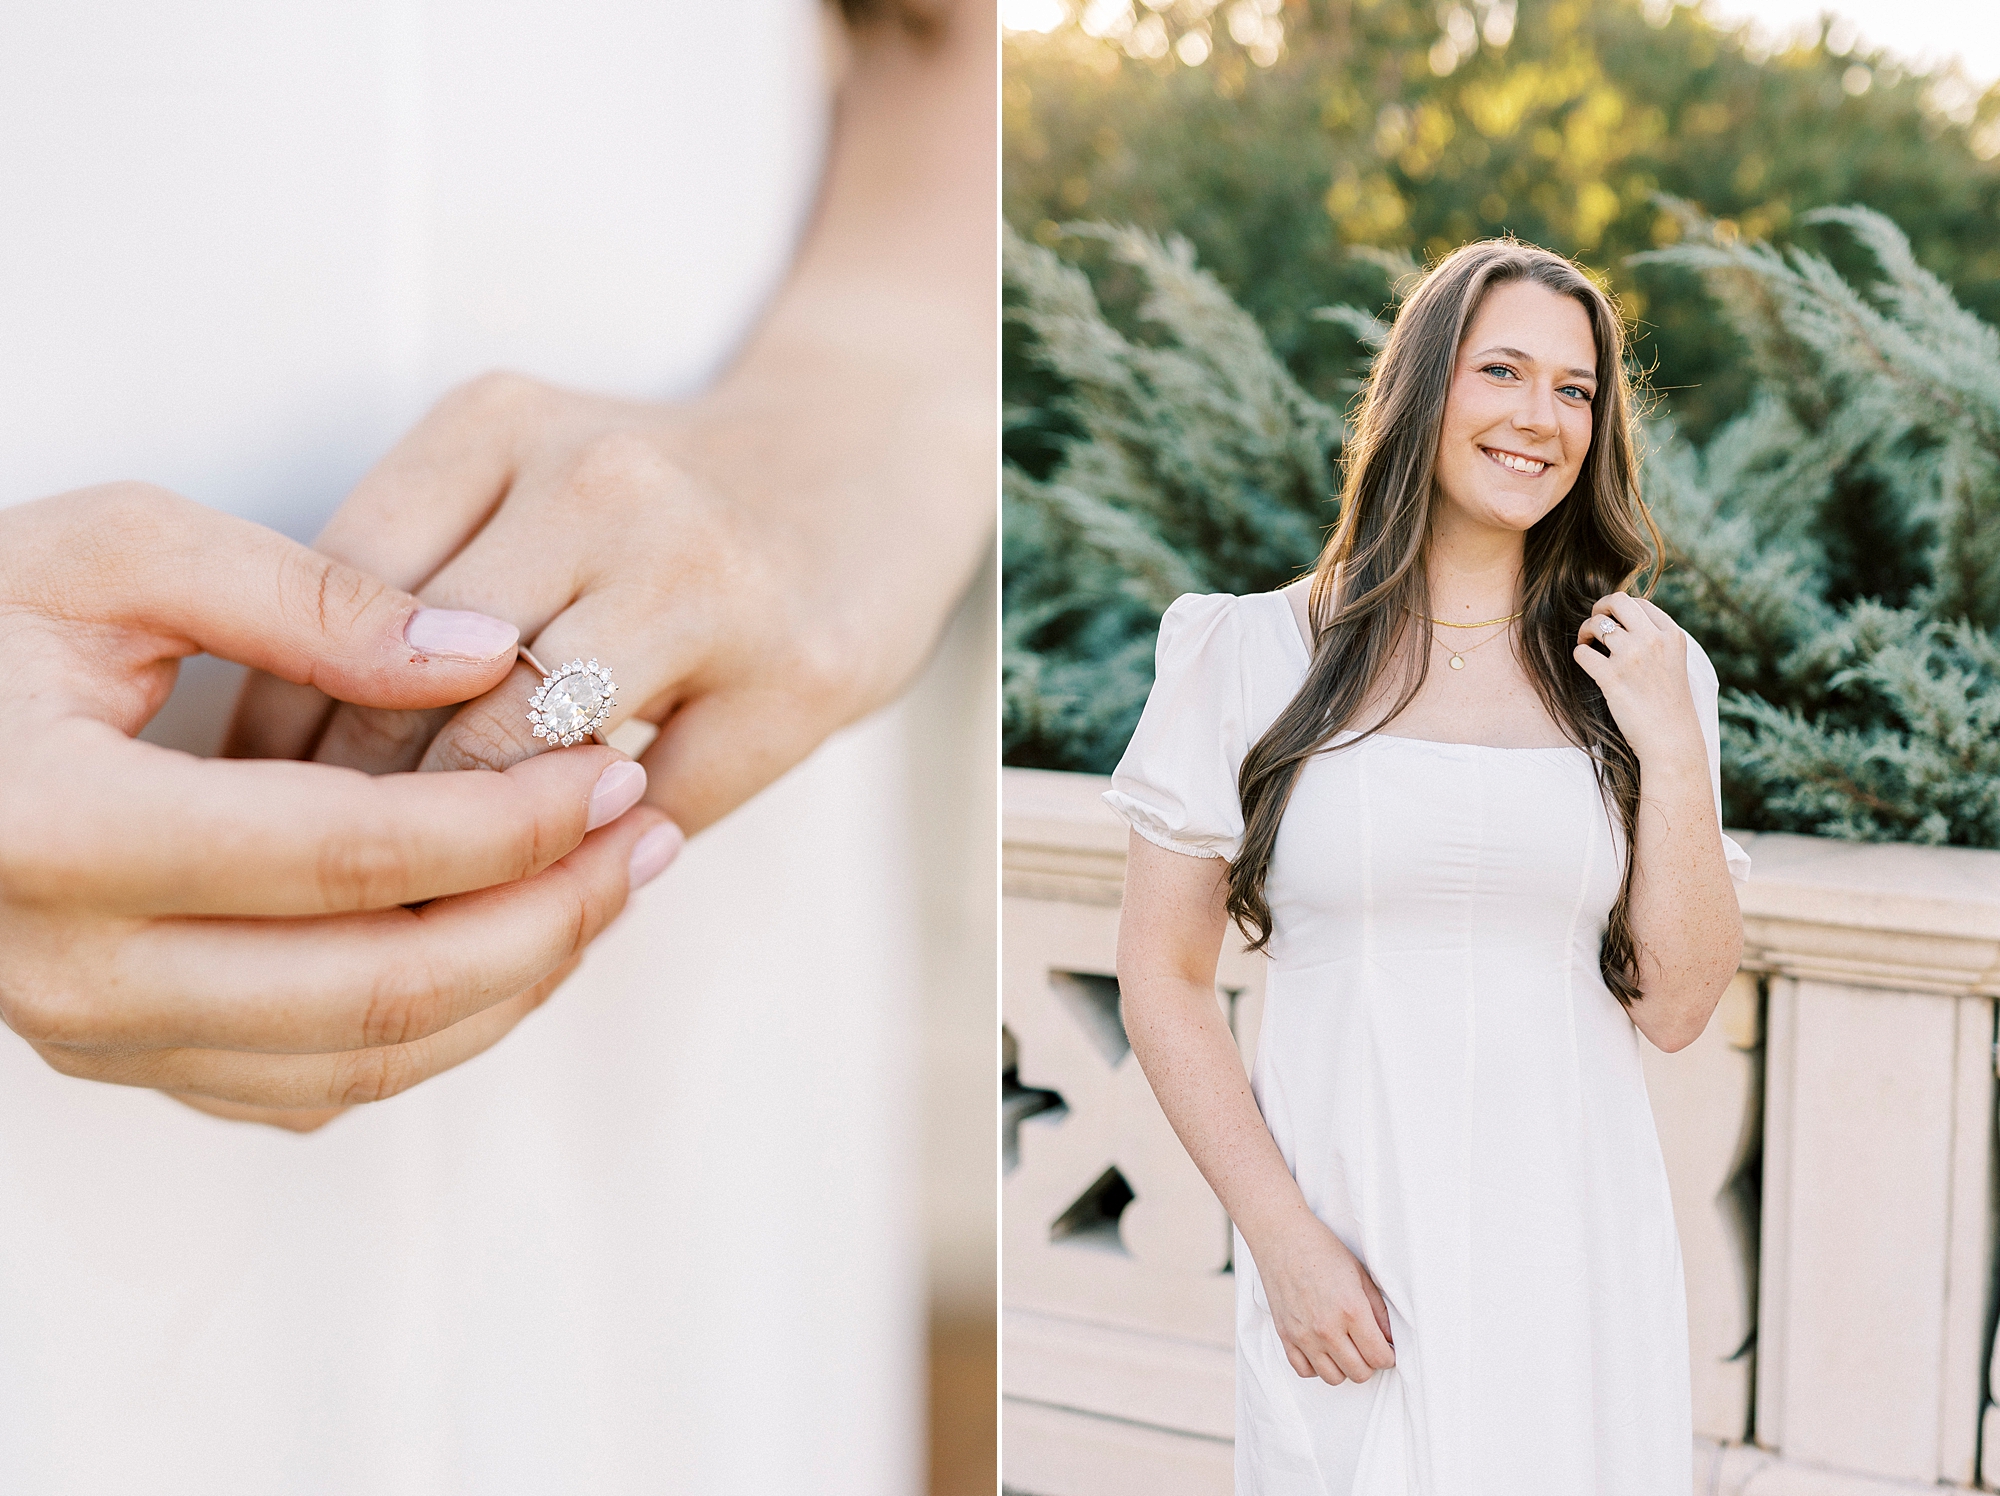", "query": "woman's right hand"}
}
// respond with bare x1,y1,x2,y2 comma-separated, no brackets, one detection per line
0,484,677,1130
1255,1212,1397,1386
